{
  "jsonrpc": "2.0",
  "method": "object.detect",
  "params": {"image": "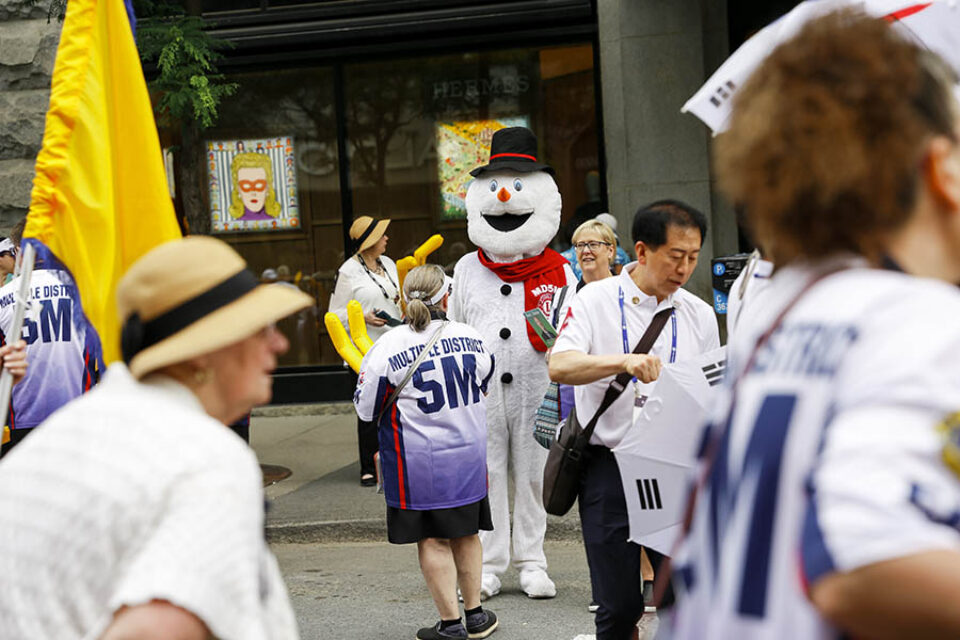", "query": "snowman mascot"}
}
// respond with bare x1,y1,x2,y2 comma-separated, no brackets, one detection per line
451,127,575,599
